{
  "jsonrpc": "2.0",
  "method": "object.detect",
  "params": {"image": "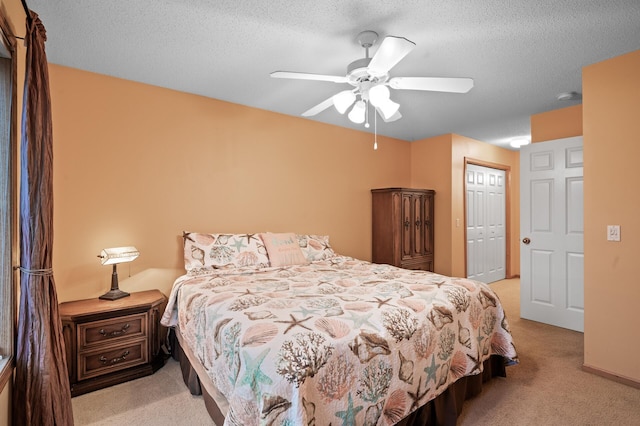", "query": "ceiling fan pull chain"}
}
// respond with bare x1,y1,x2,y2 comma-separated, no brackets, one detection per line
365,100,370,128
374,109,378,151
